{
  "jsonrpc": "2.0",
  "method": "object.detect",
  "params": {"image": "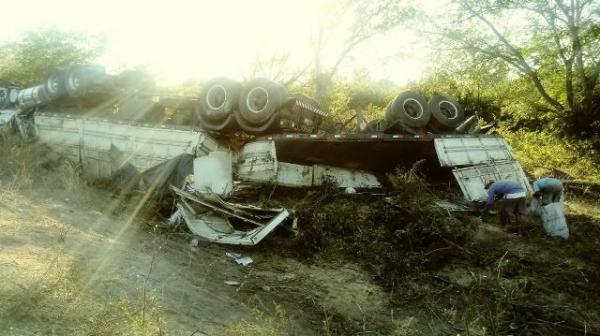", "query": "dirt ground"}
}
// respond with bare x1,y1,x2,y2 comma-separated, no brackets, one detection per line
1,136,600,335
0,138,399,335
